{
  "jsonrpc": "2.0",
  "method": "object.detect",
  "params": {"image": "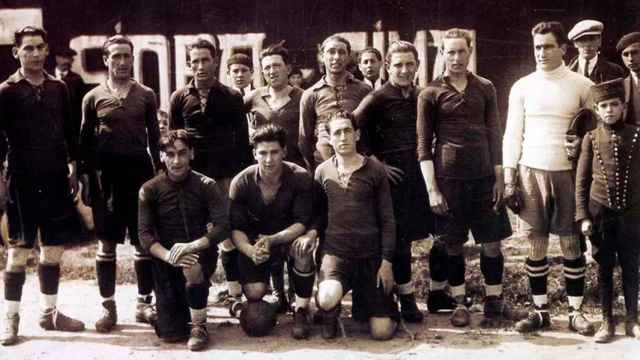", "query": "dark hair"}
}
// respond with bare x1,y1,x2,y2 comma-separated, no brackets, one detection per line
260,41,289,65
186,38,217,59
289,67,302,77
324,111,358,134
102,34,134,56
227,53,252,70
157,109,168,119
358,47,382,63
531,21,568,46
159,129,193,152
14,26,47,47
441,28,473,49
319,35,351,55
386,40,419,63
251,124,287,149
